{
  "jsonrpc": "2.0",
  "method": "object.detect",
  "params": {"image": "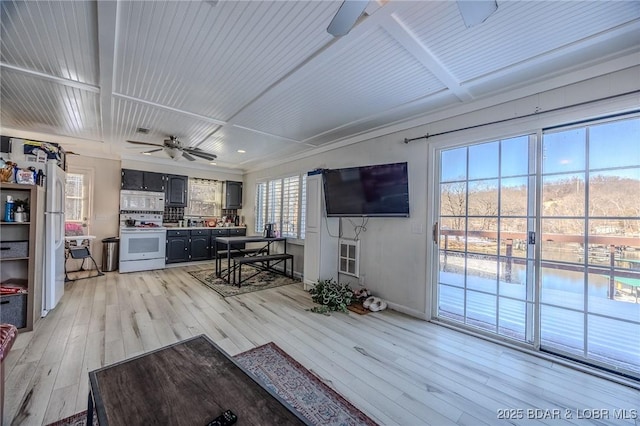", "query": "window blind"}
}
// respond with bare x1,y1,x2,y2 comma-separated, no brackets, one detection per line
255,182,267,233
281,176,299,238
